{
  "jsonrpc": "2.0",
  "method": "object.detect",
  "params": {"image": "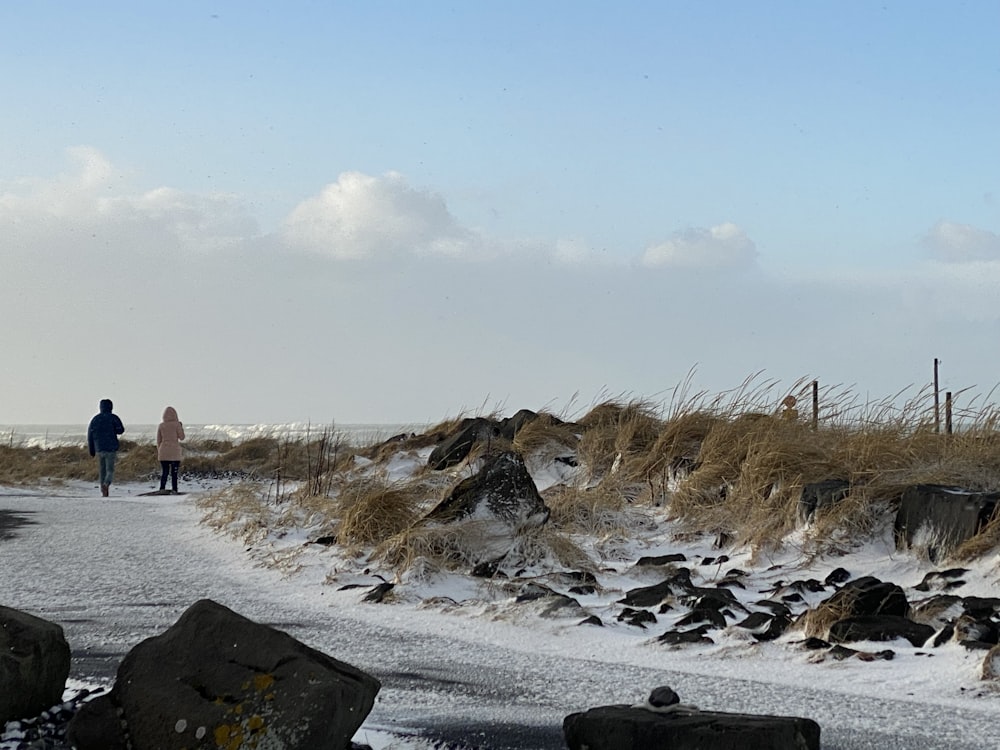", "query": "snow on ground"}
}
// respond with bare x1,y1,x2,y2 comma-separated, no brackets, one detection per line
3,458,1000,748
